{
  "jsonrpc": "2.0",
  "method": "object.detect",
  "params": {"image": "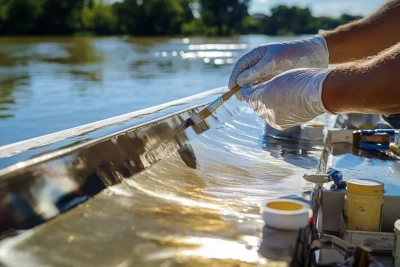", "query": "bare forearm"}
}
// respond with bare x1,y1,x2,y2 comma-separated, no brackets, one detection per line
322,43,400,114
322,0,400,64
